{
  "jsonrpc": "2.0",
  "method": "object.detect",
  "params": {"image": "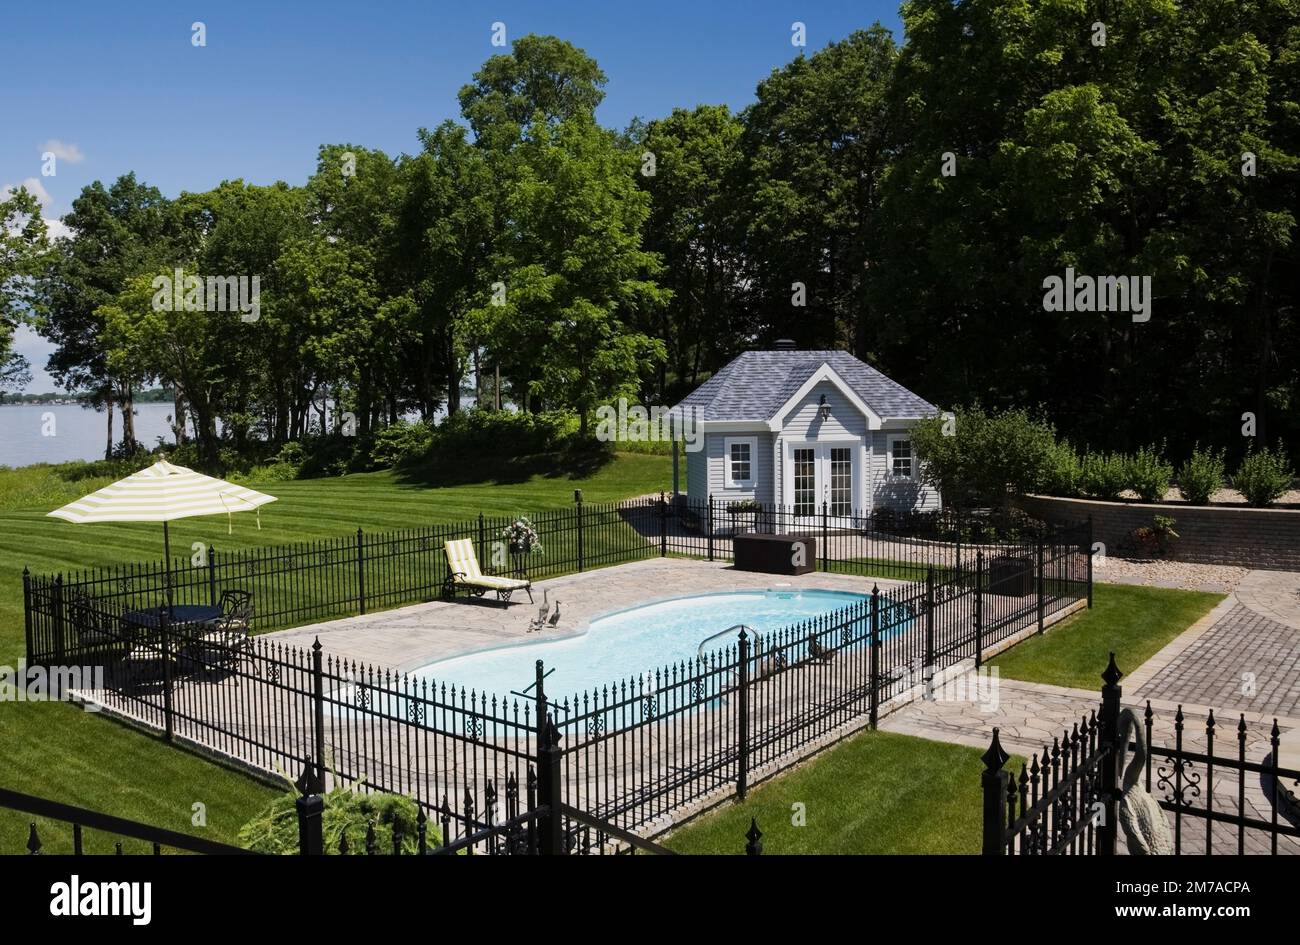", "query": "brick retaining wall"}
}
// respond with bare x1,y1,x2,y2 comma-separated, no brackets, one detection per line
1015,494,1300,571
